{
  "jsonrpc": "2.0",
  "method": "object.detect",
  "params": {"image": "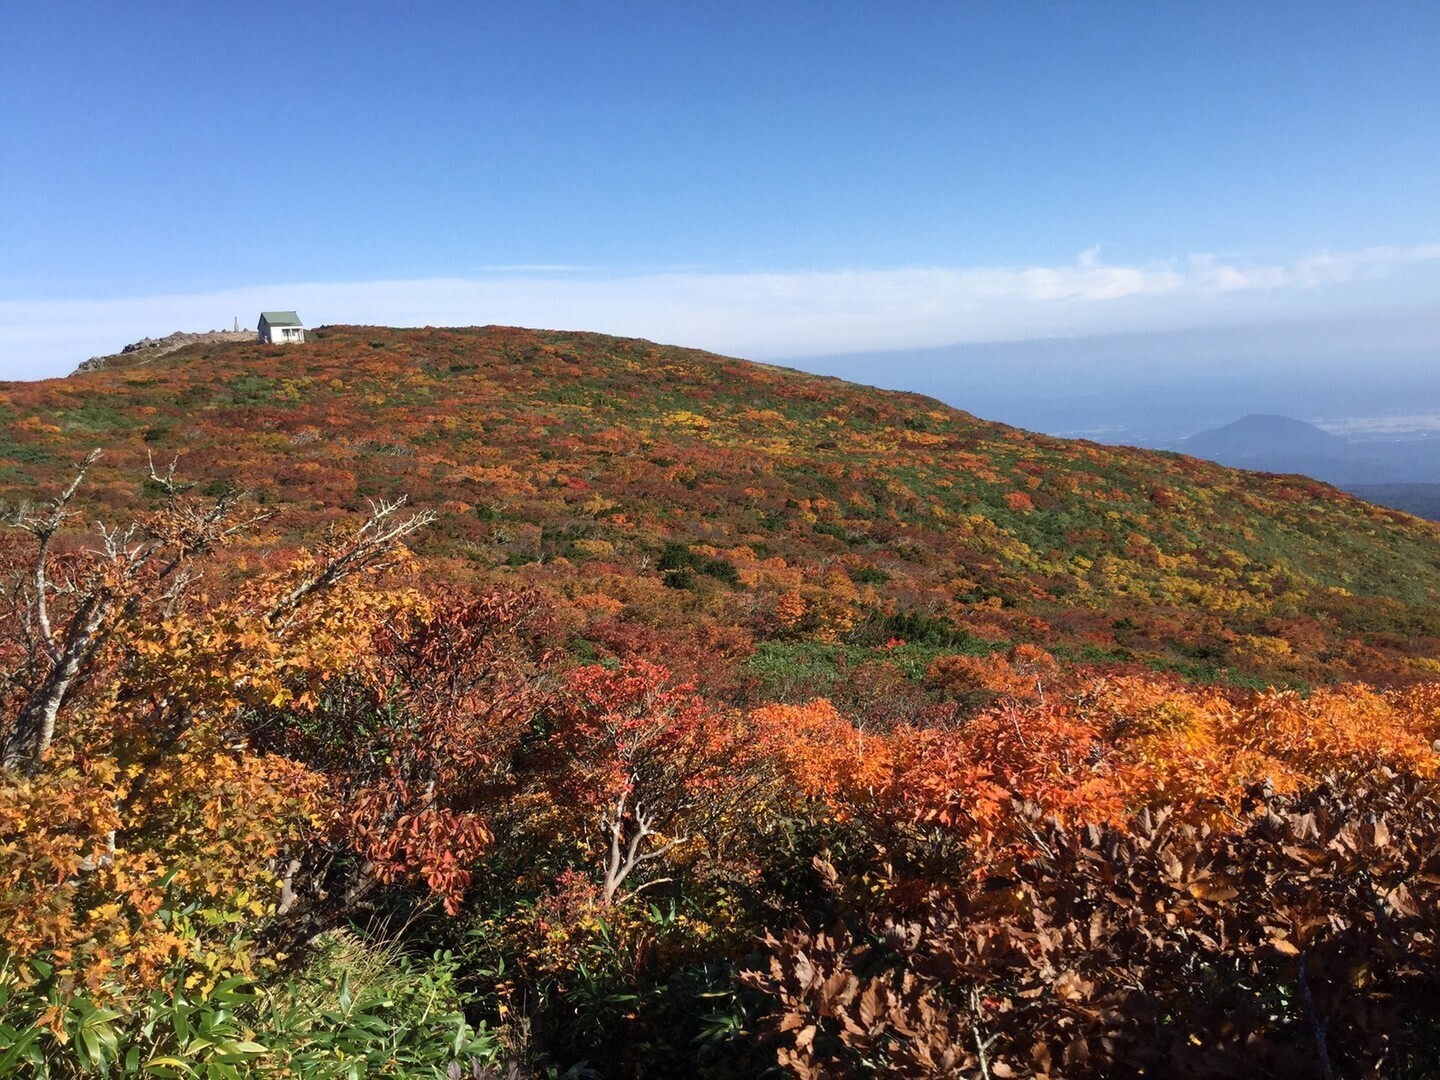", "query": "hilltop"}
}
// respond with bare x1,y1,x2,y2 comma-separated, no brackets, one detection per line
74,328,257,373
6,324,1440,1077
3,324,1440,691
